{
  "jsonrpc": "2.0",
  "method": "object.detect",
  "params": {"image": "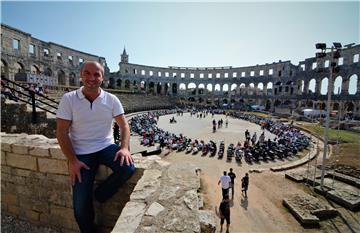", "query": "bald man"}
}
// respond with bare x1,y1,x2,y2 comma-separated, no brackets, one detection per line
56,61,135,233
